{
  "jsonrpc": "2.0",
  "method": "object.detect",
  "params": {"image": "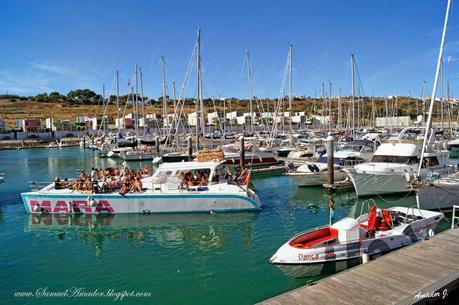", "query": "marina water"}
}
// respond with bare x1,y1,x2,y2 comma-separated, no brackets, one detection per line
0,147,451,305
